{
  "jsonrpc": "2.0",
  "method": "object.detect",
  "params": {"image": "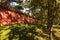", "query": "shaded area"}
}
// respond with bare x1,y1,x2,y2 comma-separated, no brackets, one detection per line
8,27,34,40
0,23,60,40
0,23,49,40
